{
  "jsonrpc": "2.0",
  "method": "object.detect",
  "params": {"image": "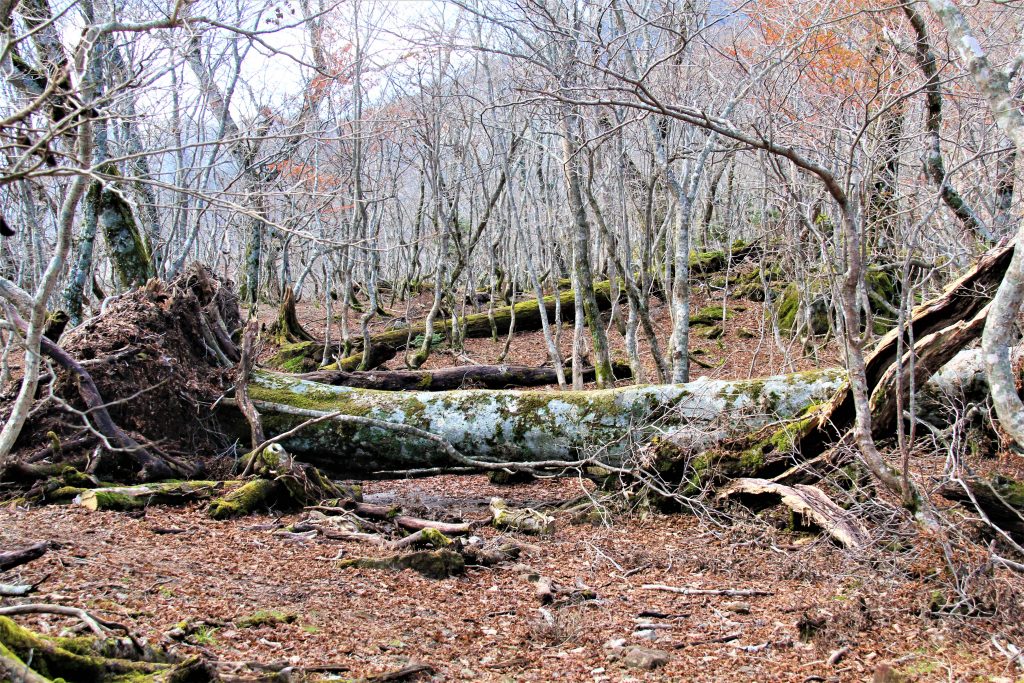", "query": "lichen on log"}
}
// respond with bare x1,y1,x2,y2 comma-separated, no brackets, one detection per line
217,368,848,478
